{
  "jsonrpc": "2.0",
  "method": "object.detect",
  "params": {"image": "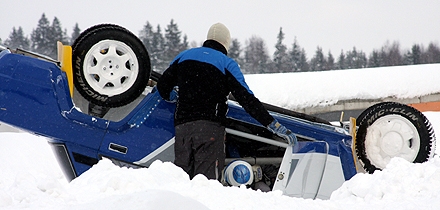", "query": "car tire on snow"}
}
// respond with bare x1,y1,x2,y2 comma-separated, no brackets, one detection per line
72,24,151,107
355,102,436,173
